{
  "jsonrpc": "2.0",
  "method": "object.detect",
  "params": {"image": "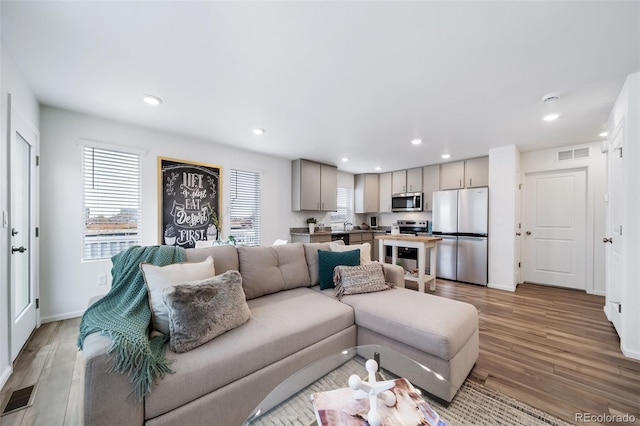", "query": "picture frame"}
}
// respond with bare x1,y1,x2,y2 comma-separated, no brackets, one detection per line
158,157,222,248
